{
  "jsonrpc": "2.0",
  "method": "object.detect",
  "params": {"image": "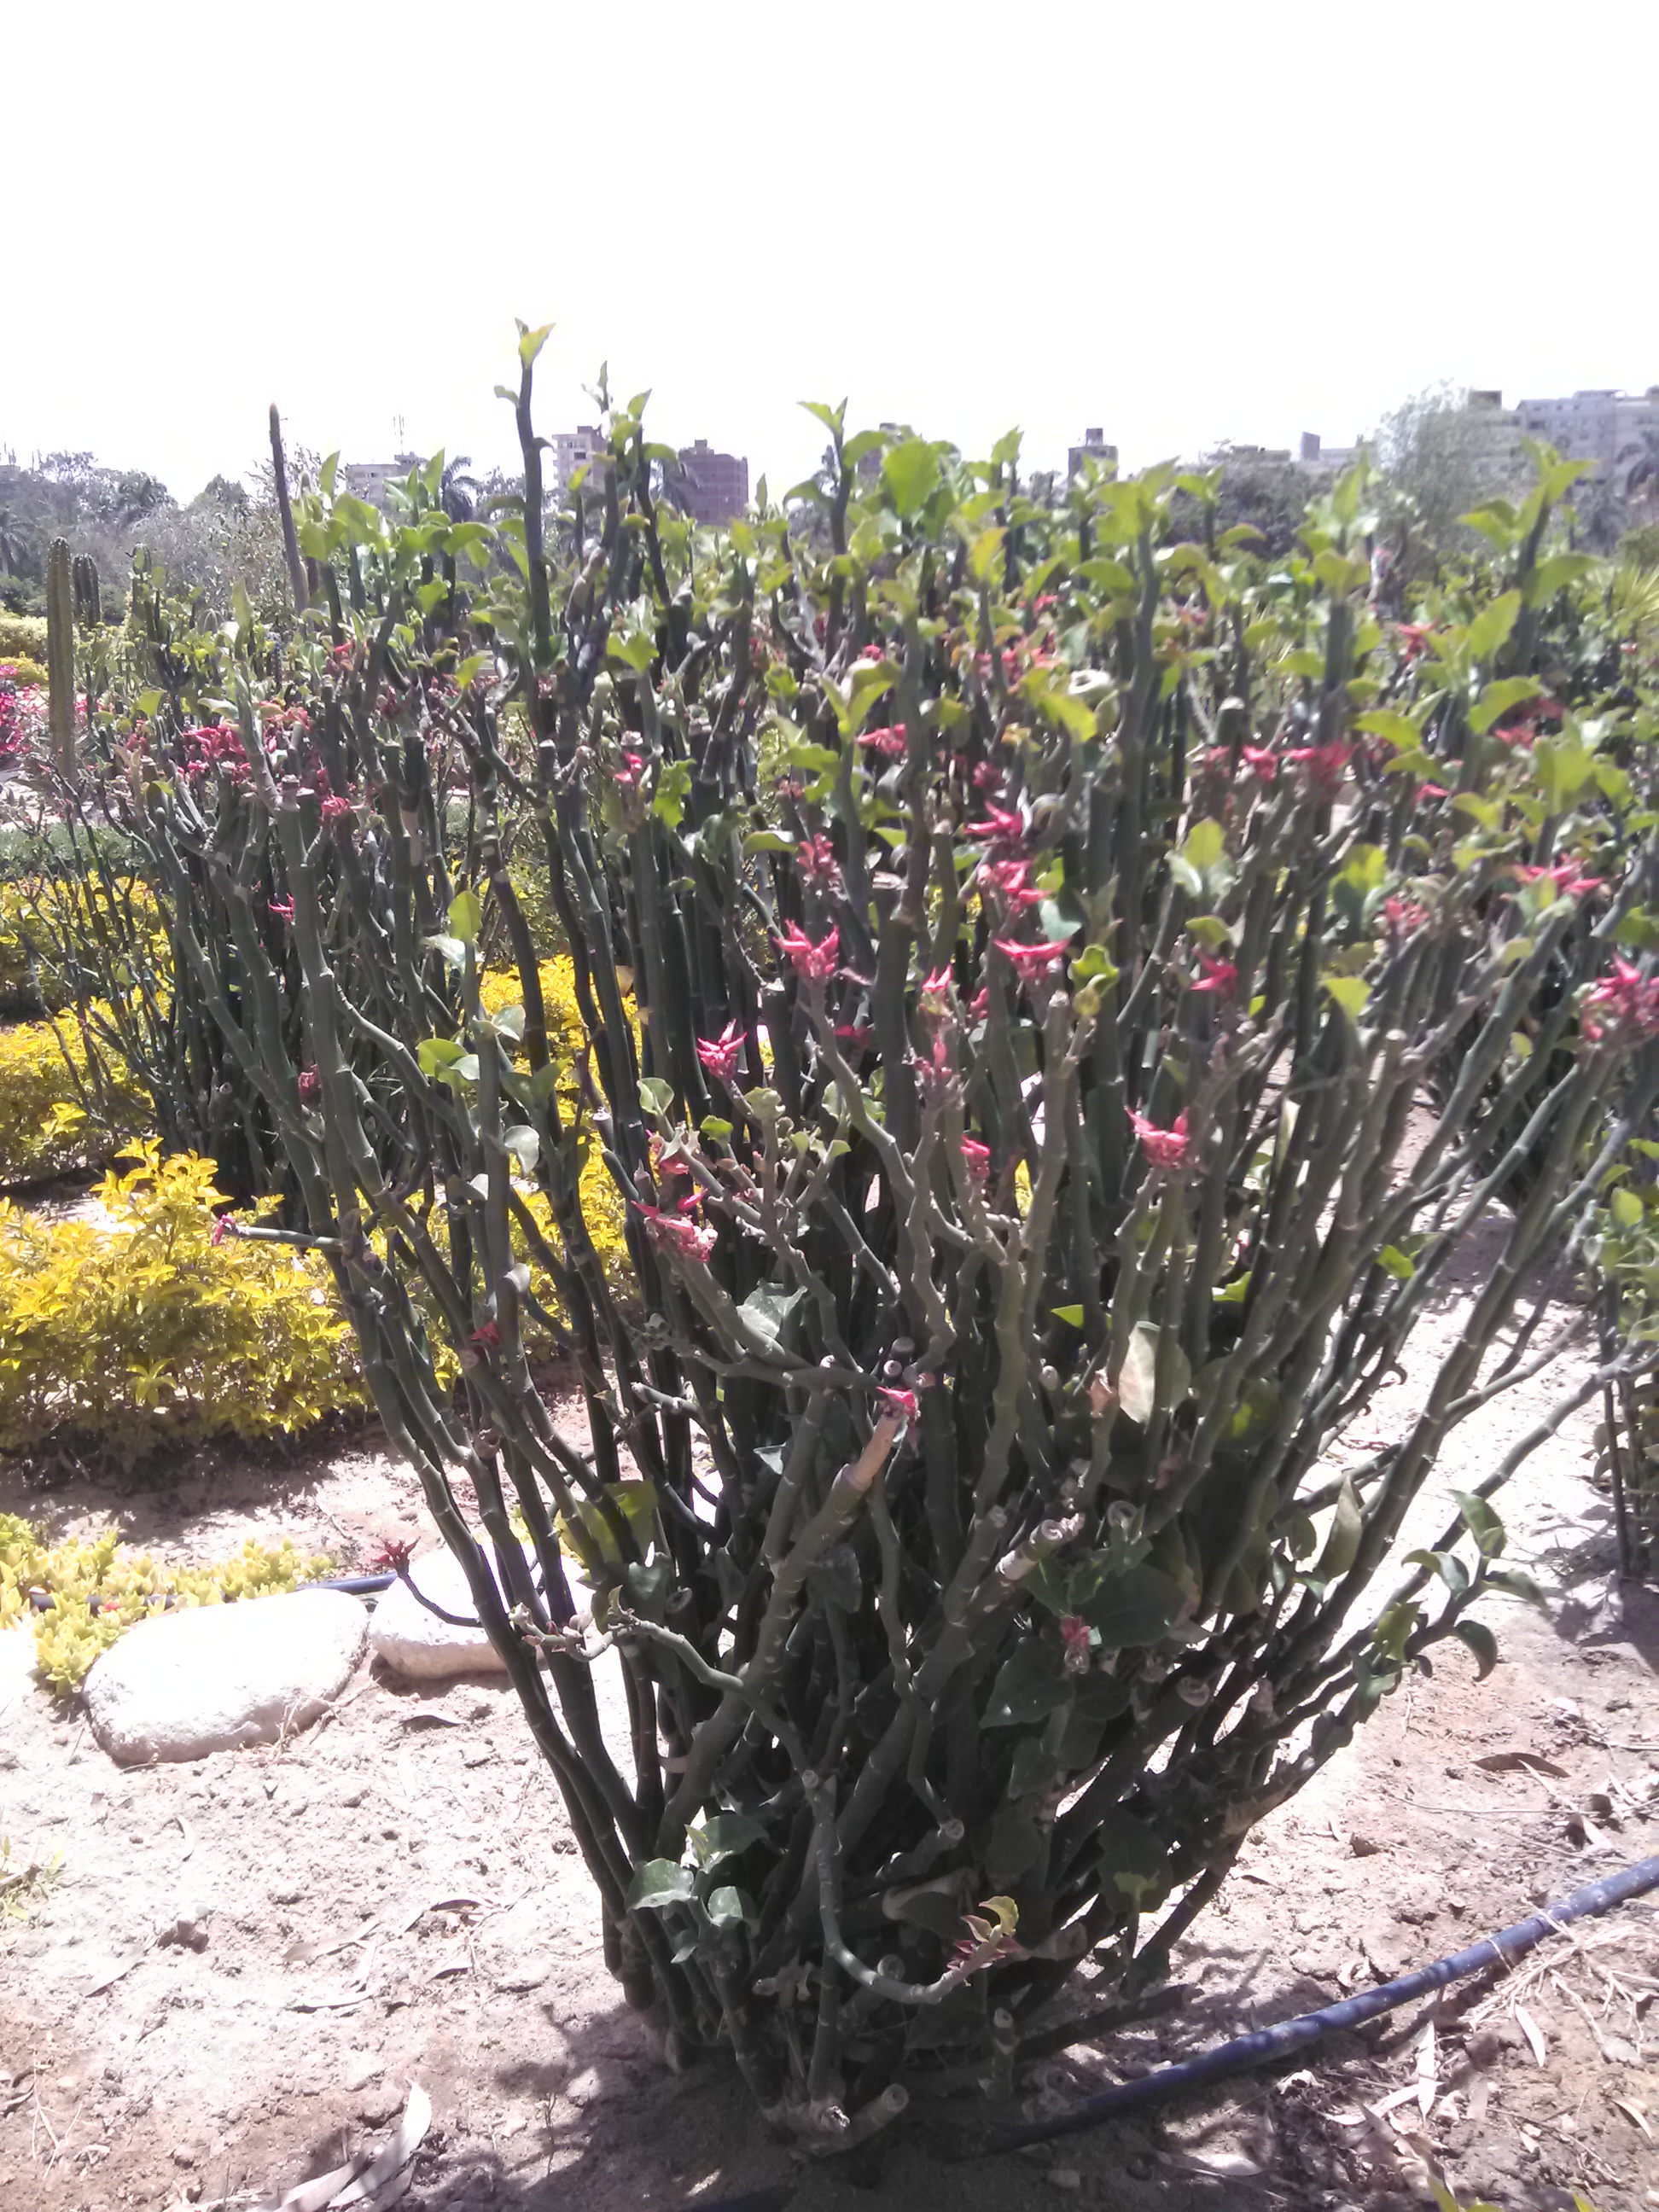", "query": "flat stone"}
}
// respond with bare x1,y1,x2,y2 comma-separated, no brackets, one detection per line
83,1592,367,1766
369,1547,537,1681
0,1622,38,1715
